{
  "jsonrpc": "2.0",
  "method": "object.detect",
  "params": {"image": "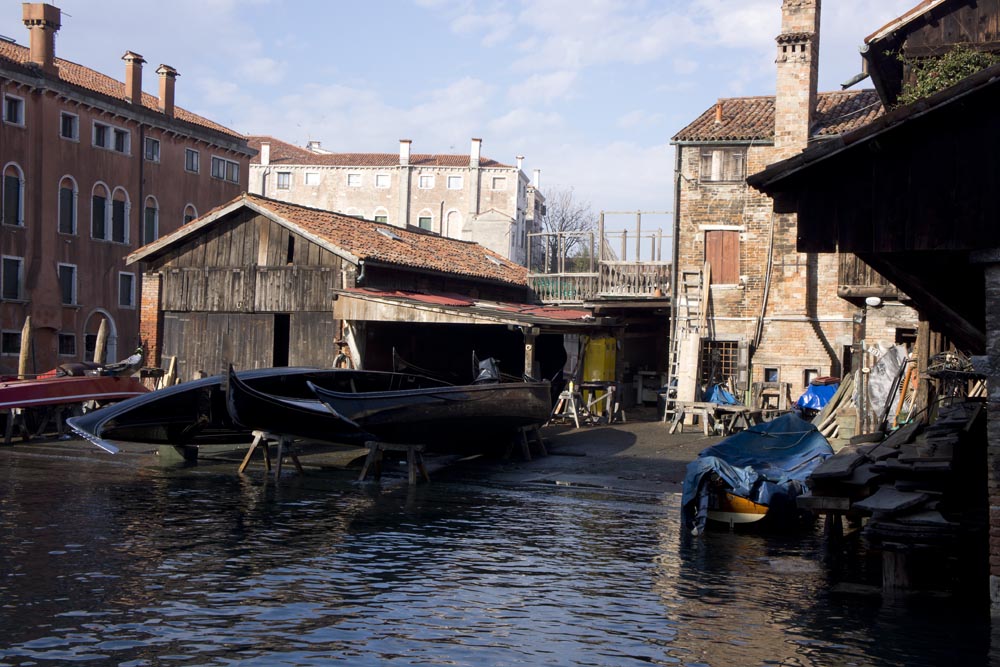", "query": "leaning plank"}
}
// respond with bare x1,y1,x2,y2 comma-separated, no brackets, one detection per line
867,422,921,460
853,486,930,515
812,373,853,427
